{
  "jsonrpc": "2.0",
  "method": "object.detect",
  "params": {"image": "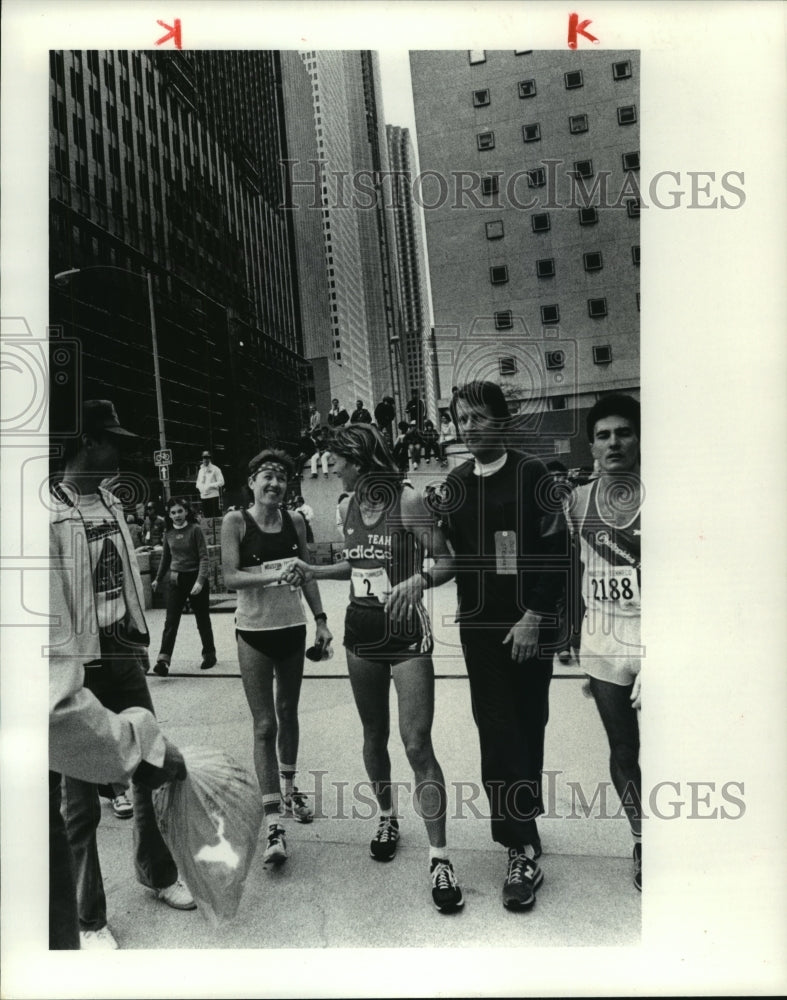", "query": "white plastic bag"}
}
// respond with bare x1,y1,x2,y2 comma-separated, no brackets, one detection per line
153,747,263,924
